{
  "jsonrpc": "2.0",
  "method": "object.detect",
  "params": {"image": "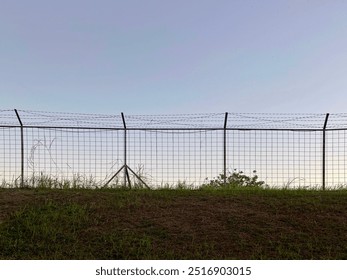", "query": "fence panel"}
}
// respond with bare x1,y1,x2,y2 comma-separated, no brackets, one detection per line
0,127,22,186
326,130,347,188
22,128,124,187
227,130,323,187
125,129,224,187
